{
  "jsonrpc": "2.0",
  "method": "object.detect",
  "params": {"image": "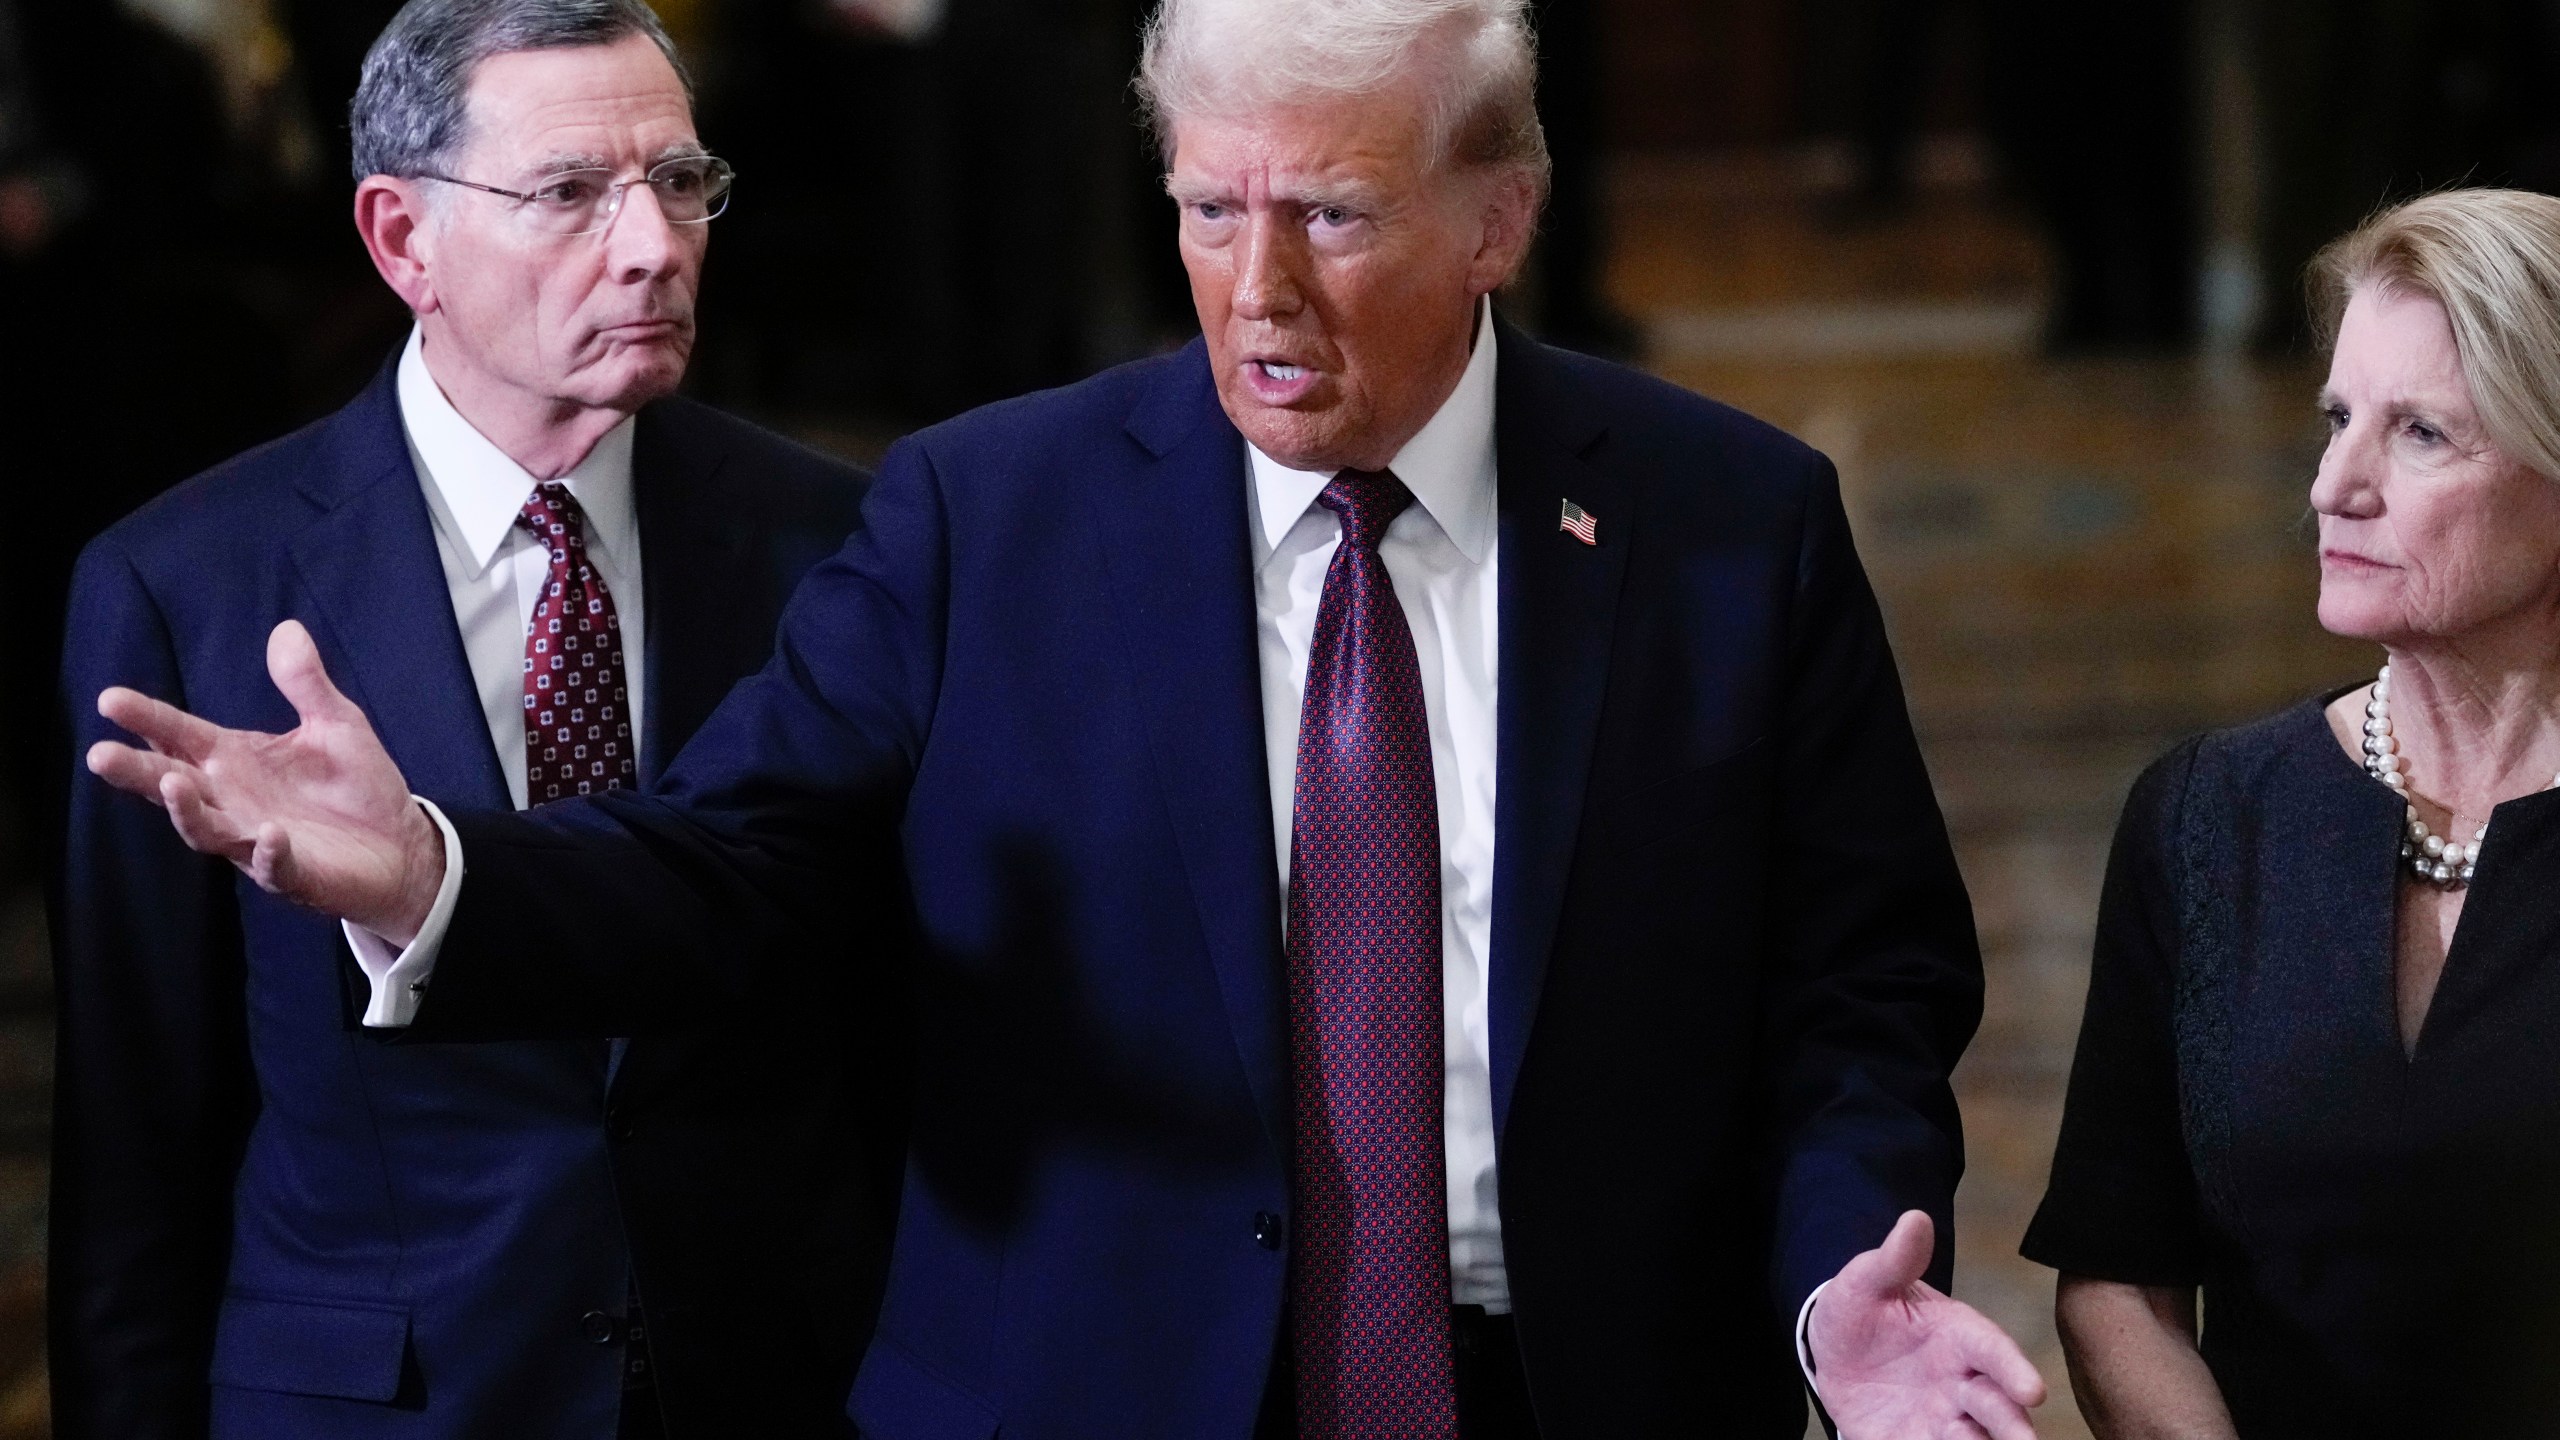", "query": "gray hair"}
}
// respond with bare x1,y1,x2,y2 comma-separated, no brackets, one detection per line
1135,0,1549,196
349,0,689,182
